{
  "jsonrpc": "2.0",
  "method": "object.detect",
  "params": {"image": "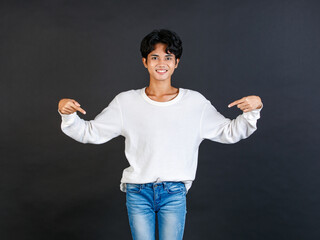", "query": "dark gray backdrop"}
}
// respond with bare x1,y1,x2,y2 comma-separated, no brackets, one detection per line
1,0,319,239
